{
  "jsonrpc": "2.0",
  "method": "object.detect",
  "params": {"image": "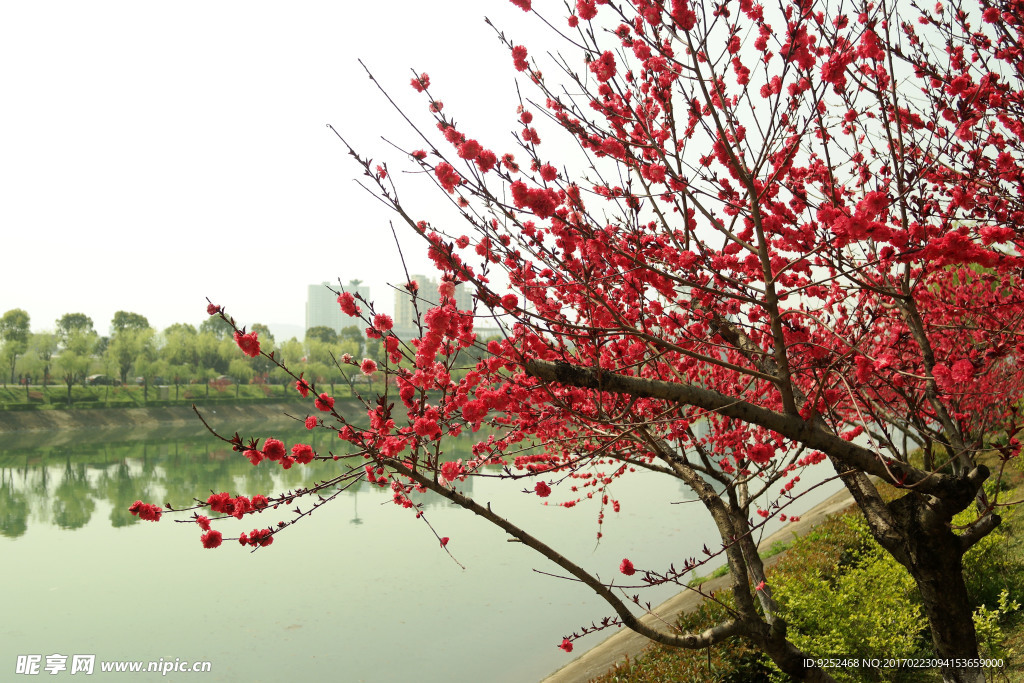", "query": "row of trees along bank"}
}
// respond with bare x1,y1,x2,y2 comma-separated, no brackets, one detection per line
0,309,470,407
